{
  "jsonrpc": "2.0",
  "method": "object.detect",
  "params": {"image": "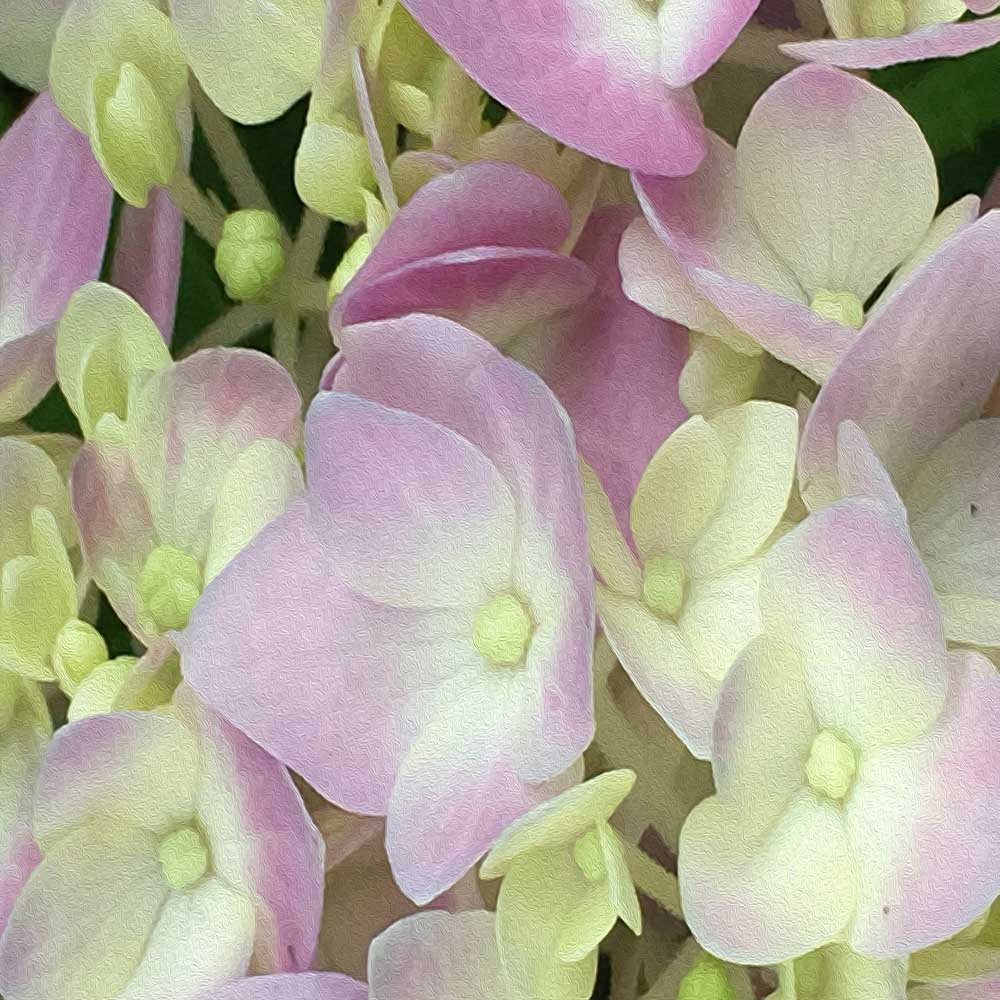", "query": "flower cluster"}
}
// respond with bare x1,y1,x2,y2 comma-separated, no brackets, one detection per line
1,2,999,999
